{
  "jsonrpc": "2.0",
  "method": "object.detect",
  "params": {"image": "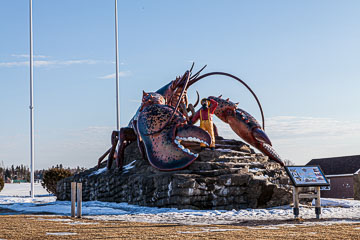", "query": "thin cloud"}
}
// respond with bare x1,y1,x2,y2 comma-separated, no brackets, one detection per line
0,61,26,67
0,59,99,67
213,116,360,165
266,116,360,139
99,71,131,79
213,115,360,141
11,54,48,59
